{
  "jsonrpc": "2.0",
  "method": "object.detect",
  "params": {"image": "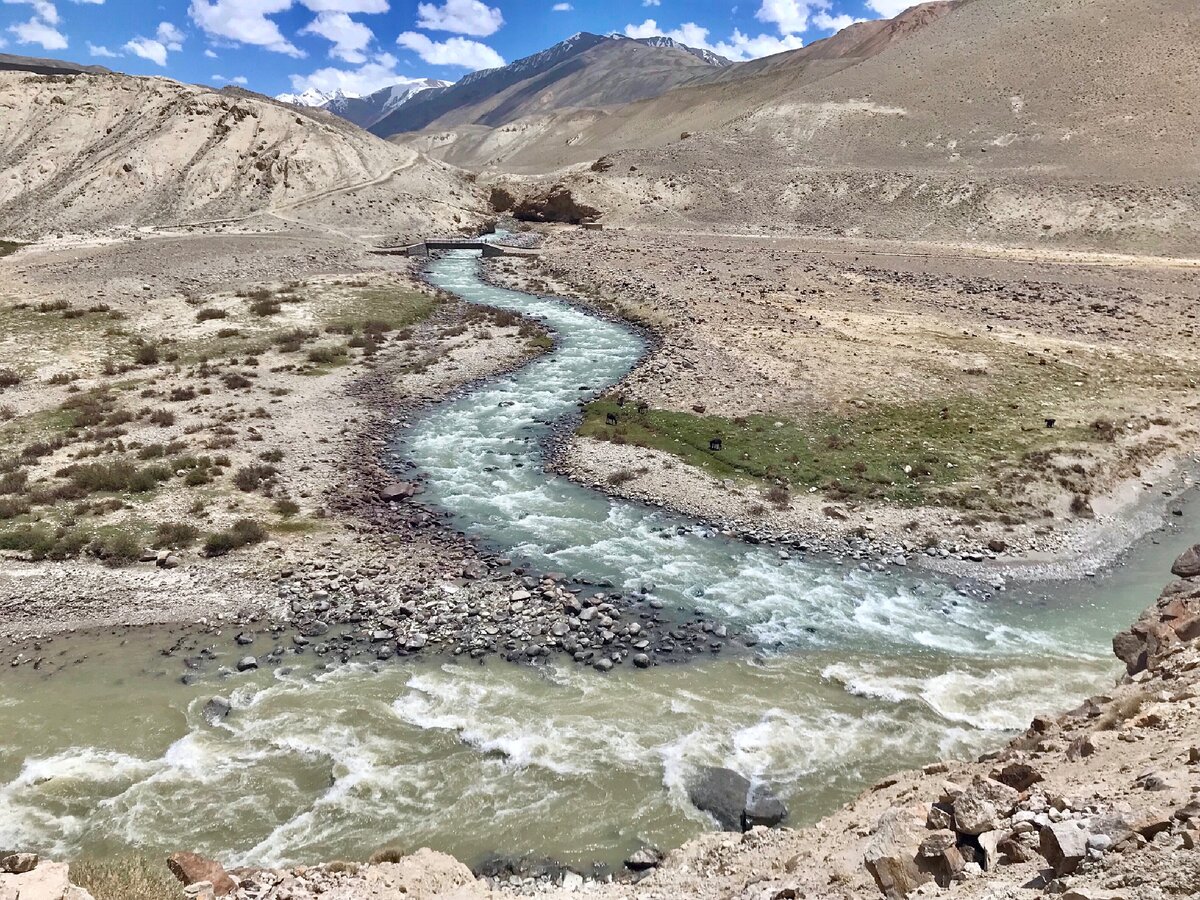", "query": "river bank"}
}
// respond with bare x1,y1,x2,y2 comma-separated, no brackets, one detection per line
484,227,1200,583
